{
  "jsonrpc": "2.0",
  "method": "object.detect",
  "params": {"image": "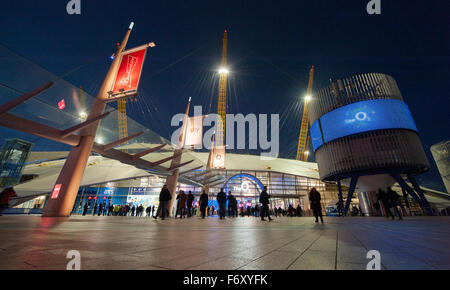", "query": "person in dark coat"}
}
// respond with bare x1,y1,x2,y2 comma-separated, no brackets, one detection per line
107,204,113,216
377,188,392,219
175,190,187,218
296,204,303,217
199,190,208,219
259,186,273,221
309,187,323,223
82,202,89,216
227,191,237,217
386,187,403,220
98,202,103,216
217,188,227,219
187,191,194,217
92,203,98,216
153,185,172,220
